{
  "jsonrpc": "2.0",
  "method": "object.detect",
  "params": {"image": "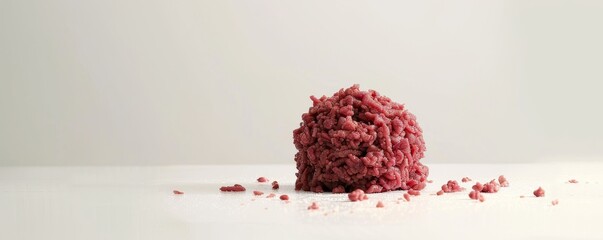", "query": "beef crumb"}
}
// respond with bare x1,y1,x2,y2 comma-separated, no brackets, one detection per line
220,184,246,192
